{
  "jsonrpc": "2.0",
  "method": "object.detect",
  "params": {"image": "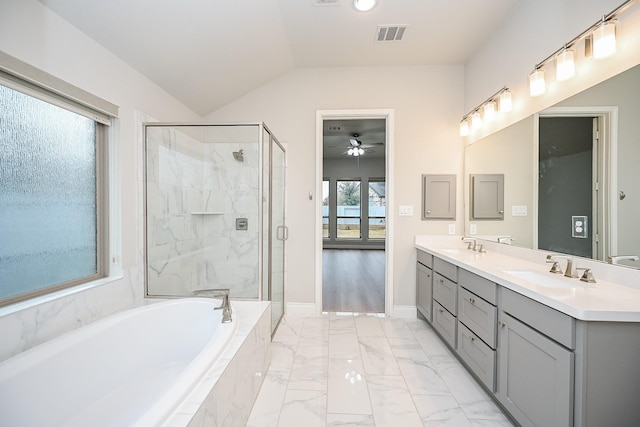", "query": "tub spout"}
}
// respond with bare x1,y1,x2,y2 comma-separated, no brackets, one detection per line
191,288,232,323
